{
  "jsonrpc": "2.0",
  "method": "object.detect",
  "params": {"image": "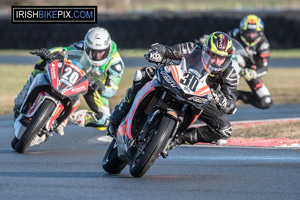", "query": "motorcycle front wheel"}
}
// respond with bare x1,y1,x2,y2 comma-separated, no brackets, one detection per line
102,138,127,174
130,116,175,177
14,99,56,153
